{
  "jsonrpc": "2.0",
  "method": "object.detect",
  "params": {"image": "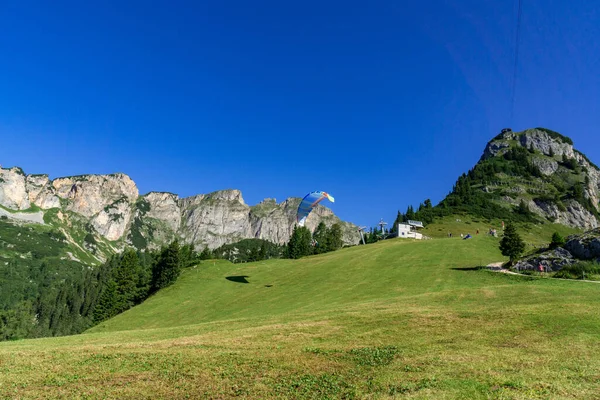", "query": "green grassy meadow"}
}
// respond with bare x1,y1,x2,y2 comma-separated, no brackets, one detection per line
2,235,600,399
